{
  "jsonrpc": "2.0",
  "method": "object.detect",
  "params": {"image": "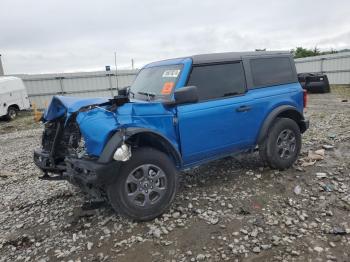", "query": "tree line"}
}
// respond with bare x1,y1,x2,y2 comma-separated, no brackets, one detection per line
255,47,350,58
